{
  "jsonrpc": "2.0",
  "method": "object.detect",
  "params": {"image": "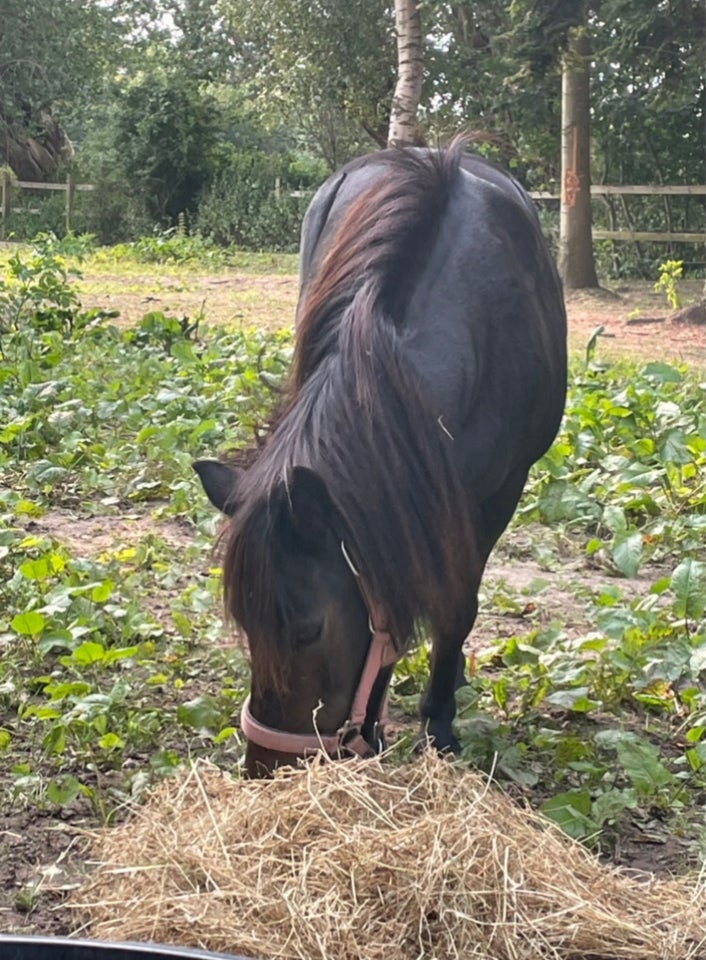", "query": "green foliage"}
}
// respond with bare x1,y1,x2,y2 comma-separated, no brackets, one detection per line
111,70,222,224
110,225,229,267
221,0,395,166
523,358,706,572
0,232,108,353
0,0,123,175
196,150,325,251
654,260,684,310
0,242,292,507
0,244,290,813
